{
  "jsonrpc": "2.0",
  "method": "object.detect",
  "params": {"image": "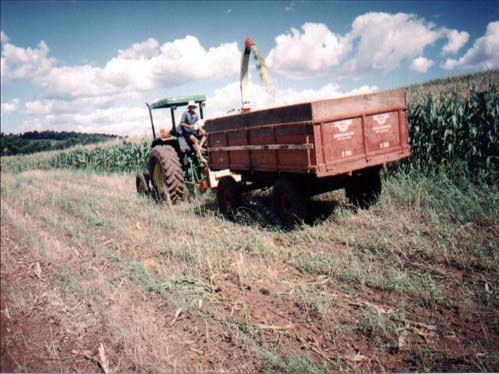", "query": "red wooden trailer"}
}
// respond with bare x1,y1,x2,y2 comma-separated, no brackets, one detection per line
204,89,410,223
